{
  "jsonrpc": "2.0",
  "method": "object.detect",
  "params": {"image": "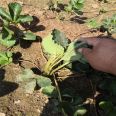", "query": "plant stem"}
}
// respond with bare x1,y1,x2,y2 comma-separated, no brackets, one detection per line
50,62,69,75
53,74,67,116
48,55,63,74
44,56,56,74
